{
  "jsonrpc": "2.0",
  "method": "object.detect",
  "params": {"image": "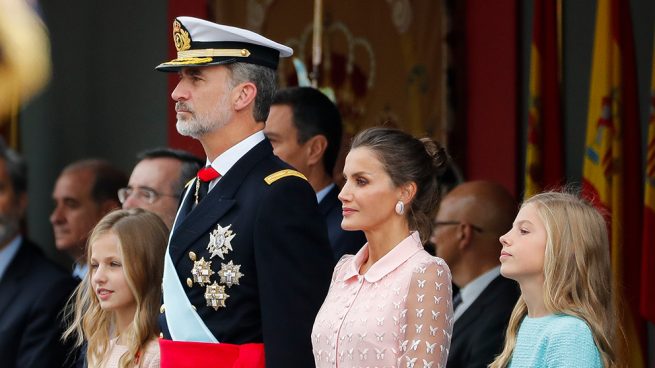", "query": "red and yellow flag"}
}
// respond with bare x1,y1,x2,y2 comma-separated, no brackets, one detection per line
641,27,655,323
582,0,644,365
524,0,563,199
